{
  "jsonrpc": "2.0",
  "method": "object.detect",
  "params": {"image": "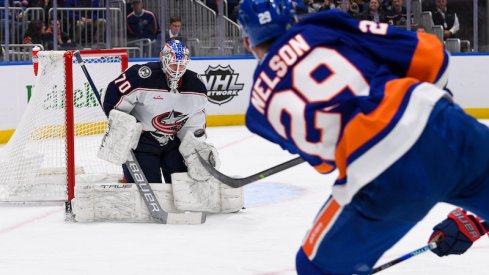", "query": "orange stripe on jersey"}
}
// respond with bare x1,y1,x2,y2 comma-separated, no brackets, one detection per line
302,199,341,259
407,32,445,83
335,78,418,179
314,162,335,174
